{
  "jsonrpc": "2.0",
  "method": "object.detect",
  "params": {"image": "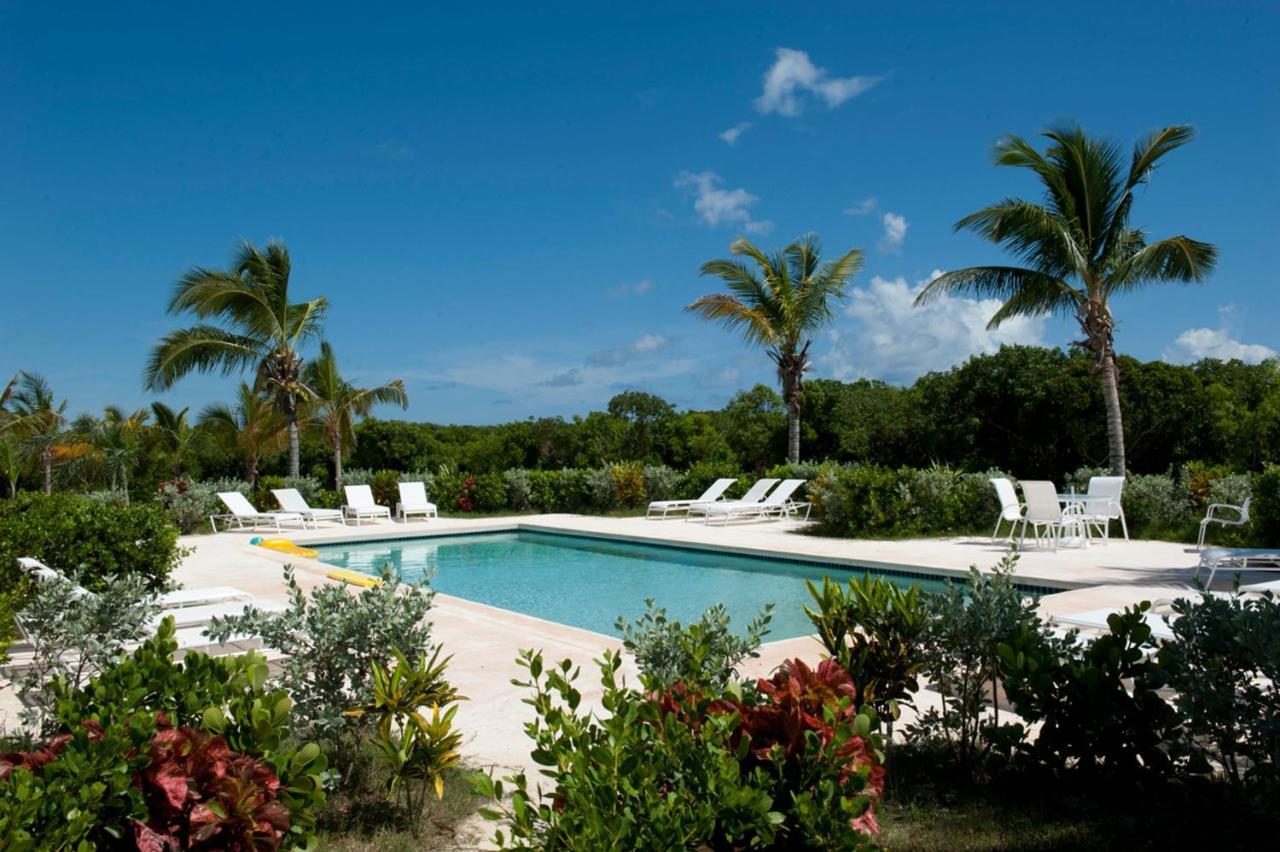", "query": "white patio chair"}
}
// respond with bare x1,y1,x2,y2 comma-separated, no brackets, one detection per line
1017,481,1085,551
1198,496,1251,550
686,478,778,520
17,557,251,610
212,492,305,533
1196,547,1280,587
397,481,438,521
989,478,1024,542
1080,476,1128,542
272,488,346,528
647,478,736,519
1051,607,1176,643
343,484,392,525
703,479,807,525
